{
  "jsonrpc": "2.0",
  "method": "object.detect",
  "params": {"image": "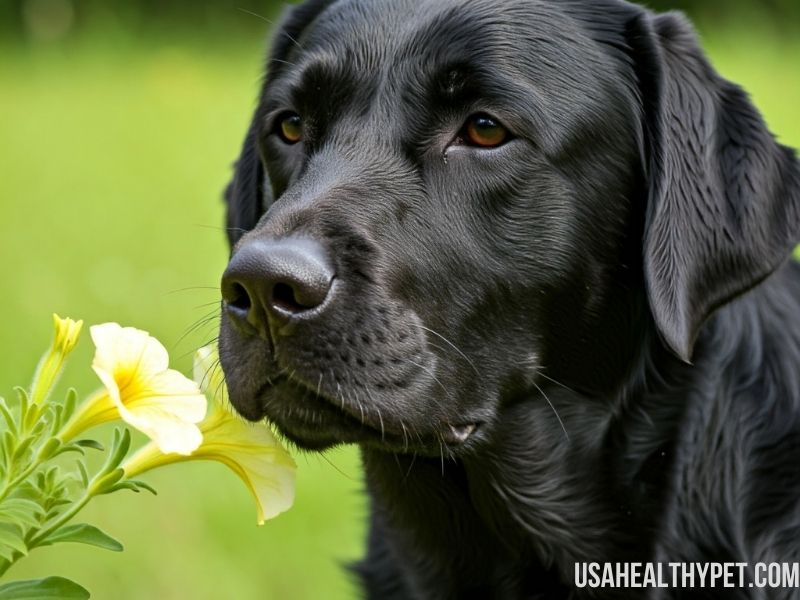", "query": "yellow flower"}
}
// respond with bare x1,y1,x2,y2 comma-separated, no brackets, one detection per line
122,345,296,524
30,314,84,405
59,323,206,455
